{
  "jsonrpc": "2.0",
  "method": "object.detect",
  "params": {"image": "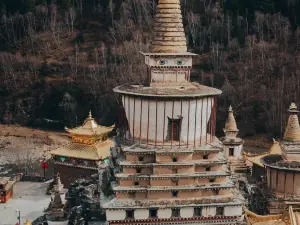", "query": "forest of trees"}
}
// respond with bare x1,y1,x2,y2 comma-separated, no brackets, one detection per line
1,0,300,138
